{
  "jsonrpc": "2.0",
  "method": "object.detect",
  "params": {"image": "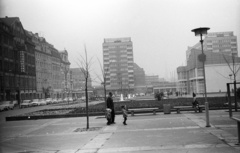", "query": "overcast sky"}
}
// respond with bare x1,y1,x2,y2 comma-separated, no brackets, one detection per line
1,0,239,85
